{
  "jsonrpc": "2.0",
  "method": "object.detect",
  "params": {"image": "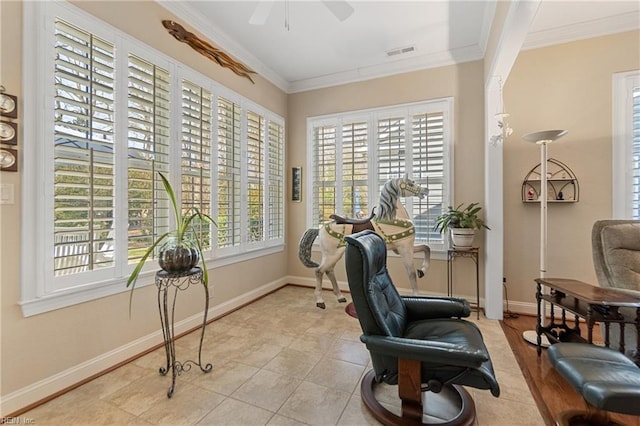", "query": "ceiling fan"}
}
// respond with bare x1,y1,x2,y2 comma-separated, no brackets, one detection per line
249,0,354,27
